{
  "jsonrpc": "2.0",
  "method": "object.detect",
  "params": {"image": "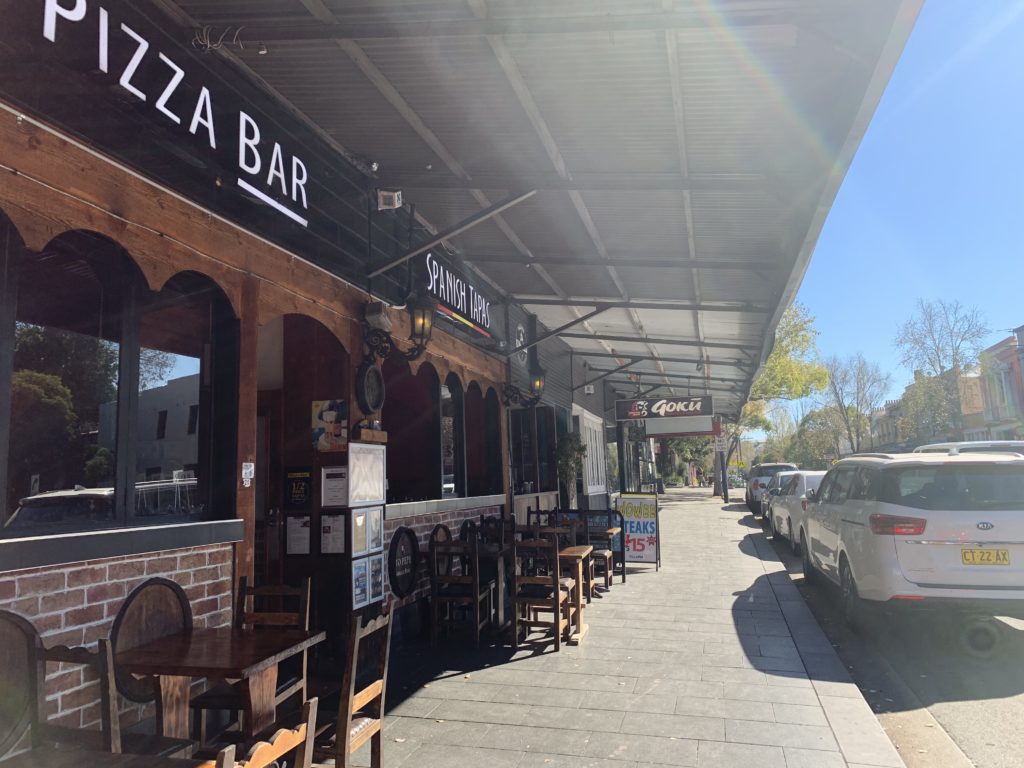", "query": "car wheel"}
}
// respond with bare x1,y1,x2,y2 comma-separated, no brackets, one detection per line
839,557,863,630
746,494,756,513
958,616,1003,660
766,509,776,539
789,520,800,555
800,531,817,585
